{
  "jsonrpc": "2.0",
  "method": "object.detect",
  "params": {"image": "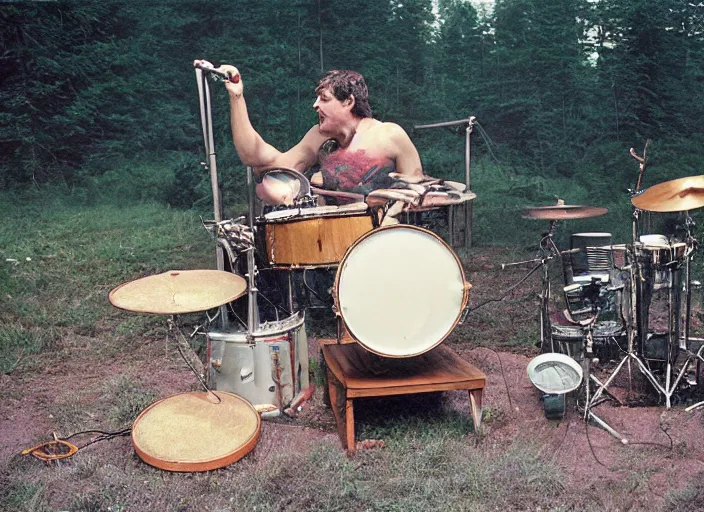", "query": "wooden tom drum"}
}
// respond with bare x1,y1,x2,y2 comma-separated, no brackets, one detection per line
261,203,374,267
